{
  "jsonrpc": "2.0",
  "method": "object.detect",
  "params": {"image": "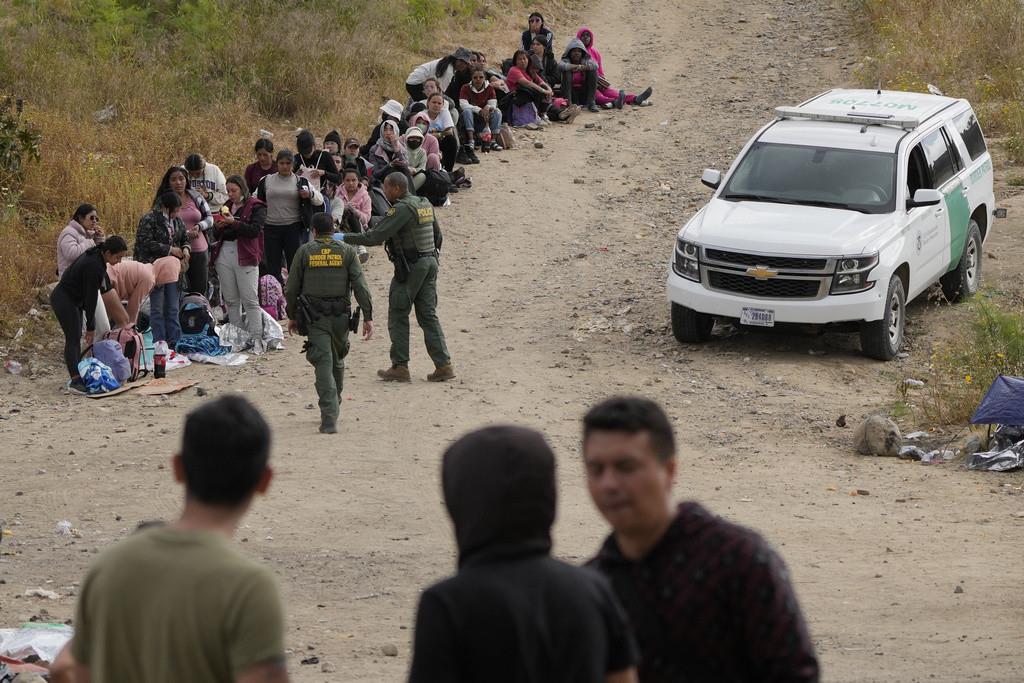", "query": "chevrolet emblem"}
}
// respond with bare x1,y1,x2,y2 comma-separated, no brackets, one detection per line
746,265,778,280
